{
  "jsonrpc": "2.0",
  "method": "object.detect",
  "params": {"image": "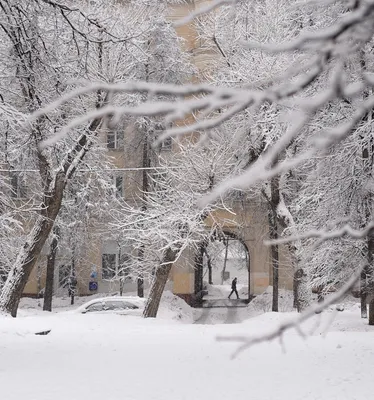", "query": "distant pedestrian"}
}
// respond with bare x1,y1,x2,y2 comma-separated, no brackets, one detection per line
228,277,239,299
